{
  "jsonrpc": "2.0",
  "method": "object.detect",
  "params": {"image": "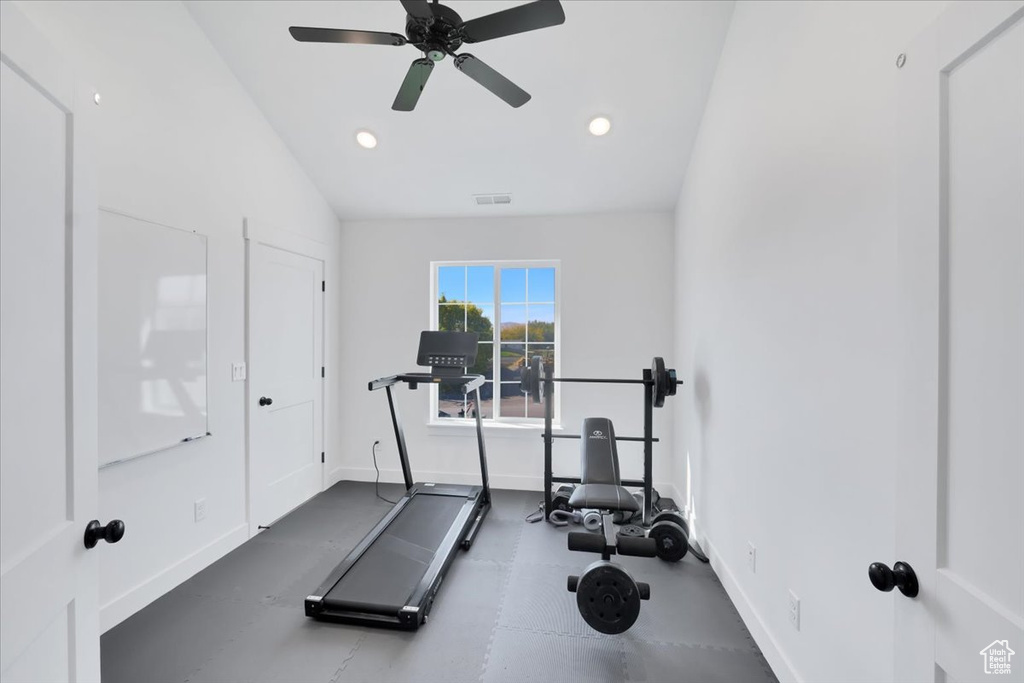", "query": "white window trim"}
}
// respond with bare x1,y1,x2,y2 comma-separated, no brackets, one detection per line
429,259,561,429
